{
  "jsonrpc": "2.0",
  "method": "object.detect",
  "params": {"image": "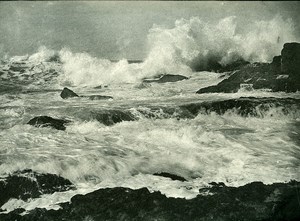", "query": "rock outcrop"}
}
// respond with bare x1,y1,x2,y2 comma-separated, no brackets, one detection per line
1,181,299,221
0,169,74,207
27,116,71,130
197,42,300,93
281,42,300,78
